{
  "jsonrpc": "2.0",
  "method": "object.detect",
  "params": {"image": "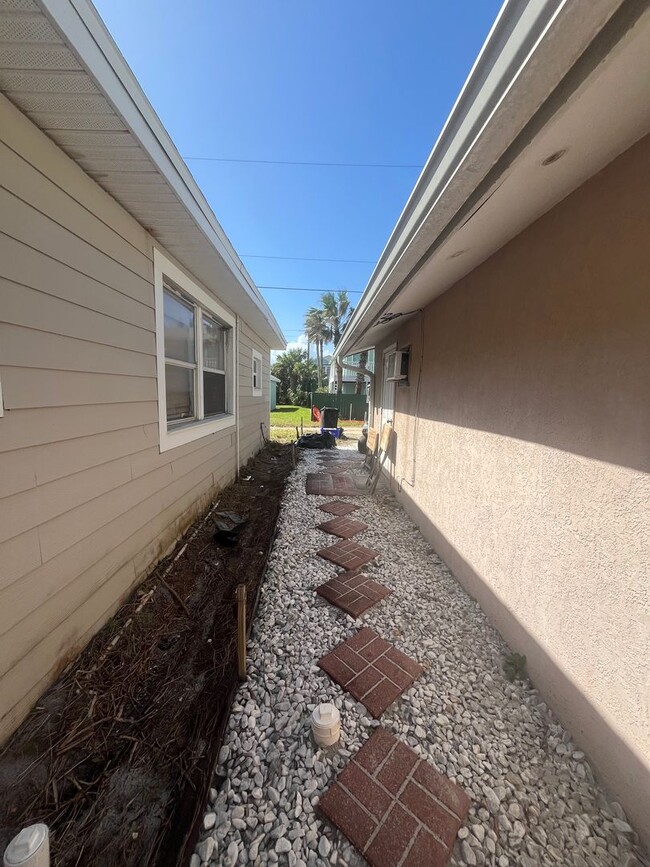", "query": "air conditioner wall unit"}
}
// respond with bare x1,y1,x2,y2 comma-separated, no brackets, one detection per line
386,349,409,382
